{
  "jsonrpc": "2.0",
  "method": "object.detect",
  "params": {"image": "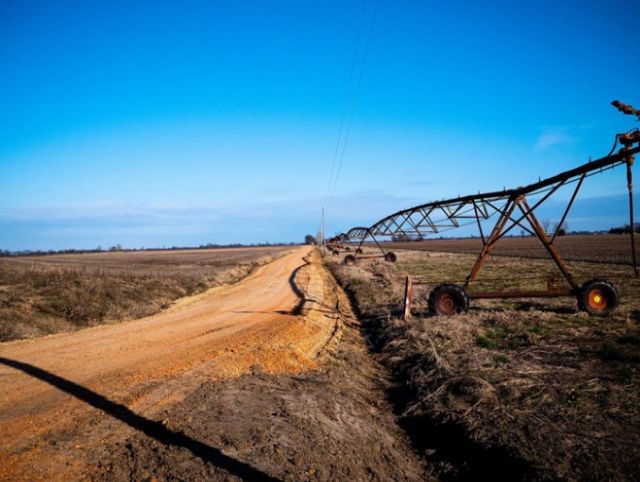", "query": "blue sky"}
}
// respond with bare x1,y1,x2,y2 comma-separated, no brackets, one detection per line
1,0,639,250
